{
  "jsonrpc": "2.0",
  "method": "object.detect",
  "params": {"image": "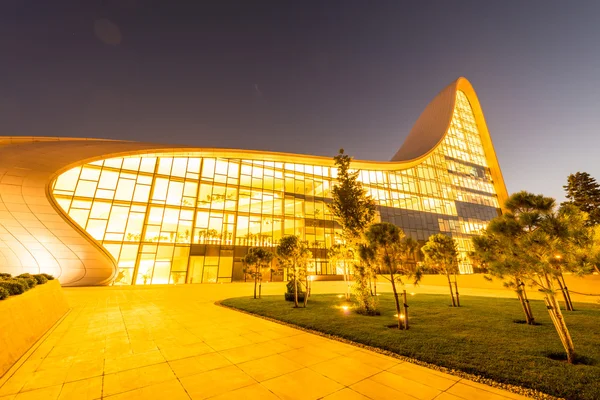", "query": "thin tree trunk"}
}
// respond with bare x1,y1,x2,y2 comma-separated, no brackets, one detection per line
293,264,299,308
522,284,535,324
254,272,258,299
259,274,262,299
446,272,456,307
555,277,572,311
344,260,351,300
516,278,534,324
303,276,309,307
560,273,574,311
402,290,409,330
544,274,576,363
390,273,402,330
373,274,377,296
453,274,460,307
